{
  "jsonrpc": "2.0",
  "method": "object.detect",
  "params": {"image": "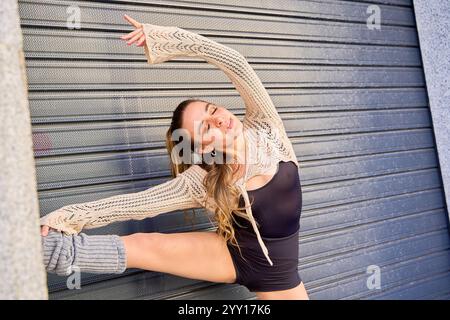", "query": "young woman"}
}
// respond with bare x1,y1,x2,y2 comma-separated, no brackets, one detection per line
40,14,309,300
